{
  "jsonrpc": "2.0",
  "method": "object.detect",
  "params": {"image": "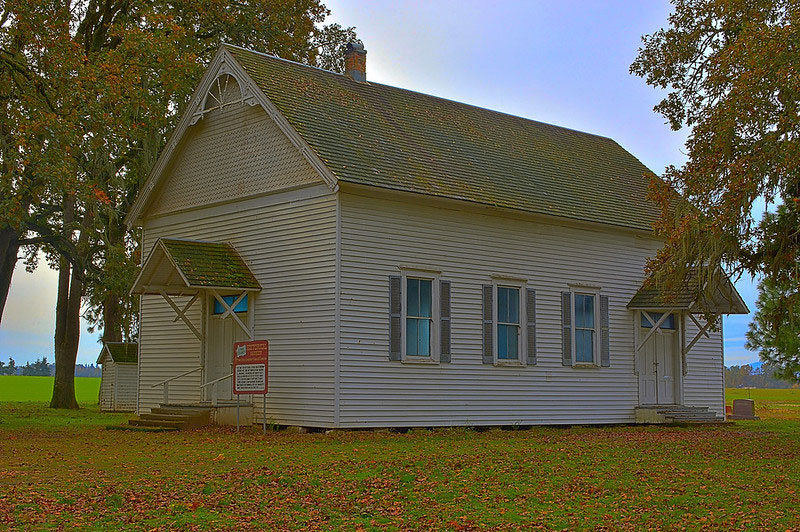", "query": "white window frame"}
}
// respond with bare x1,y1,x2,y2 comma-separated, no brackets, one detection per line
401,270,440,364
493,279,527,366
570,286,600,367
